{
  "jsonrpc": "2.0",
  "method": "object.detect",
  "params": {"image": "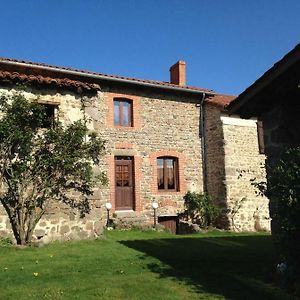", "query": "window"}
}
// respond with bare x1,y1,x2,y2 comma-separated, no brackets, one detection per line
40,104,57,128
157,157,179,191
114,98,132,126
